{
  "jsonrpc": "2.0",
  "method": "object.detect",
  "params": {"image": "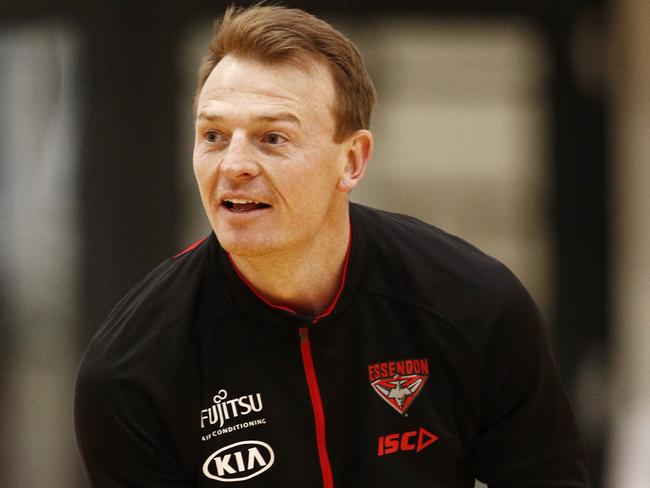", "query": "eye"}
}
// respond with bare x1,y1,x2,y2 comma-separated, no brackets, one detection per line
204,131,225,144
263,133,287,145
